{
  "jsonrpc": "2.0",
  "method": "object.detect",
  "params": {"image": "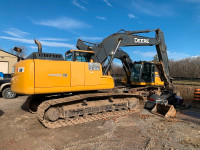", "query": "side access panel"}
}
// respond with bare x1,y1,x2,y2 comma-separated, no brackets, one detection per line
71,62,85,86
35,60,71,88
